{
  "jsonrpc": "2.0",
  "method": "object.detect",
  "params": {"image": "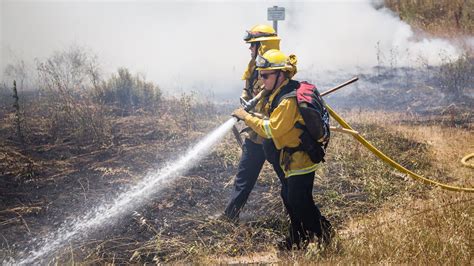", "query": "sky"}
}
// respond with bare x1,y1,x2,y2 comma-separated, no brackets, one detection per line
0,0,469,97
